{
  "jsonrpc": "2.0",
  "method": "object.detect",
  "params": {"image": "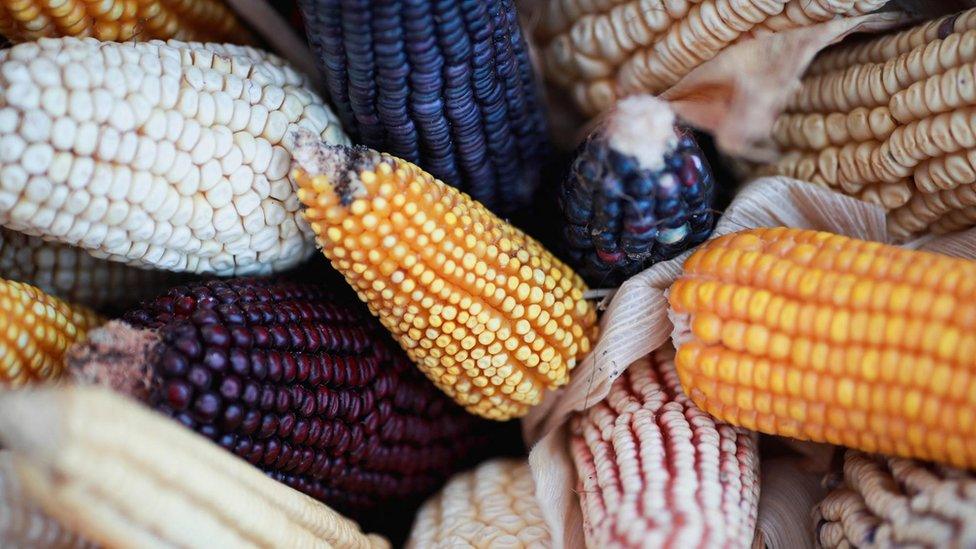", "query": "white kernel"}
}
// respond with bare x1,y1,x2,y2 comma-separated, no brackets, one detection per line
229,165,254,194
243,79,262,103
176,164,201,195
177,119,201,151
107,167,131,200
65,190,90,215
73,121,98,156
212,203,239,231
268,178,292,201
115,131,139,164
132,136,156,171
167,151,192,186
235,131,256,163
168,225,192,248
63,63,90,90
45,184,68,209
20,110,51,142
263,110,288,143
1,60,30,84
262,201,286,225
177,88,199,118
260,86,285,111
159,75,180,108
104,201,129,225
96,128,121,161
24,176,52,203
224,74,244,99
149,223,173,246
170,196,194,225
233,190,261,216
22,143,54,175
139,75,161,107
108,101,135,132
193,49,215,70
183,66,205,91
199,159,222,192
252,138,272,173
212,53,232,75
129,171,153,204
212,126,233,158
48,212,73,236
81,197,108,223
202,70,223,93
8,199,38,222
266,146,291,180
206,181,234,209
47,152,73,184
92,89,115,123
142,110,167,140
64,219,91,242
0,165,28,194
189,195,214,230
103,67,126,97
196,93,216,126
68,90,94,122
280,94,304,121
40,88,68,117
141,176,168,211
67,157,94,189
28,57,60,87
213,91,234,124
164,110,184,141
139,52,162,76
32,207,55,230
243,208,265,232
0,135,26,163
157,187,181,221
128,93,152,126
121,63,143,93
229,100,251,131
252,175,270,197
0,108,17,133
221,146,244,175
152,141,177,175
89,164,112,196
